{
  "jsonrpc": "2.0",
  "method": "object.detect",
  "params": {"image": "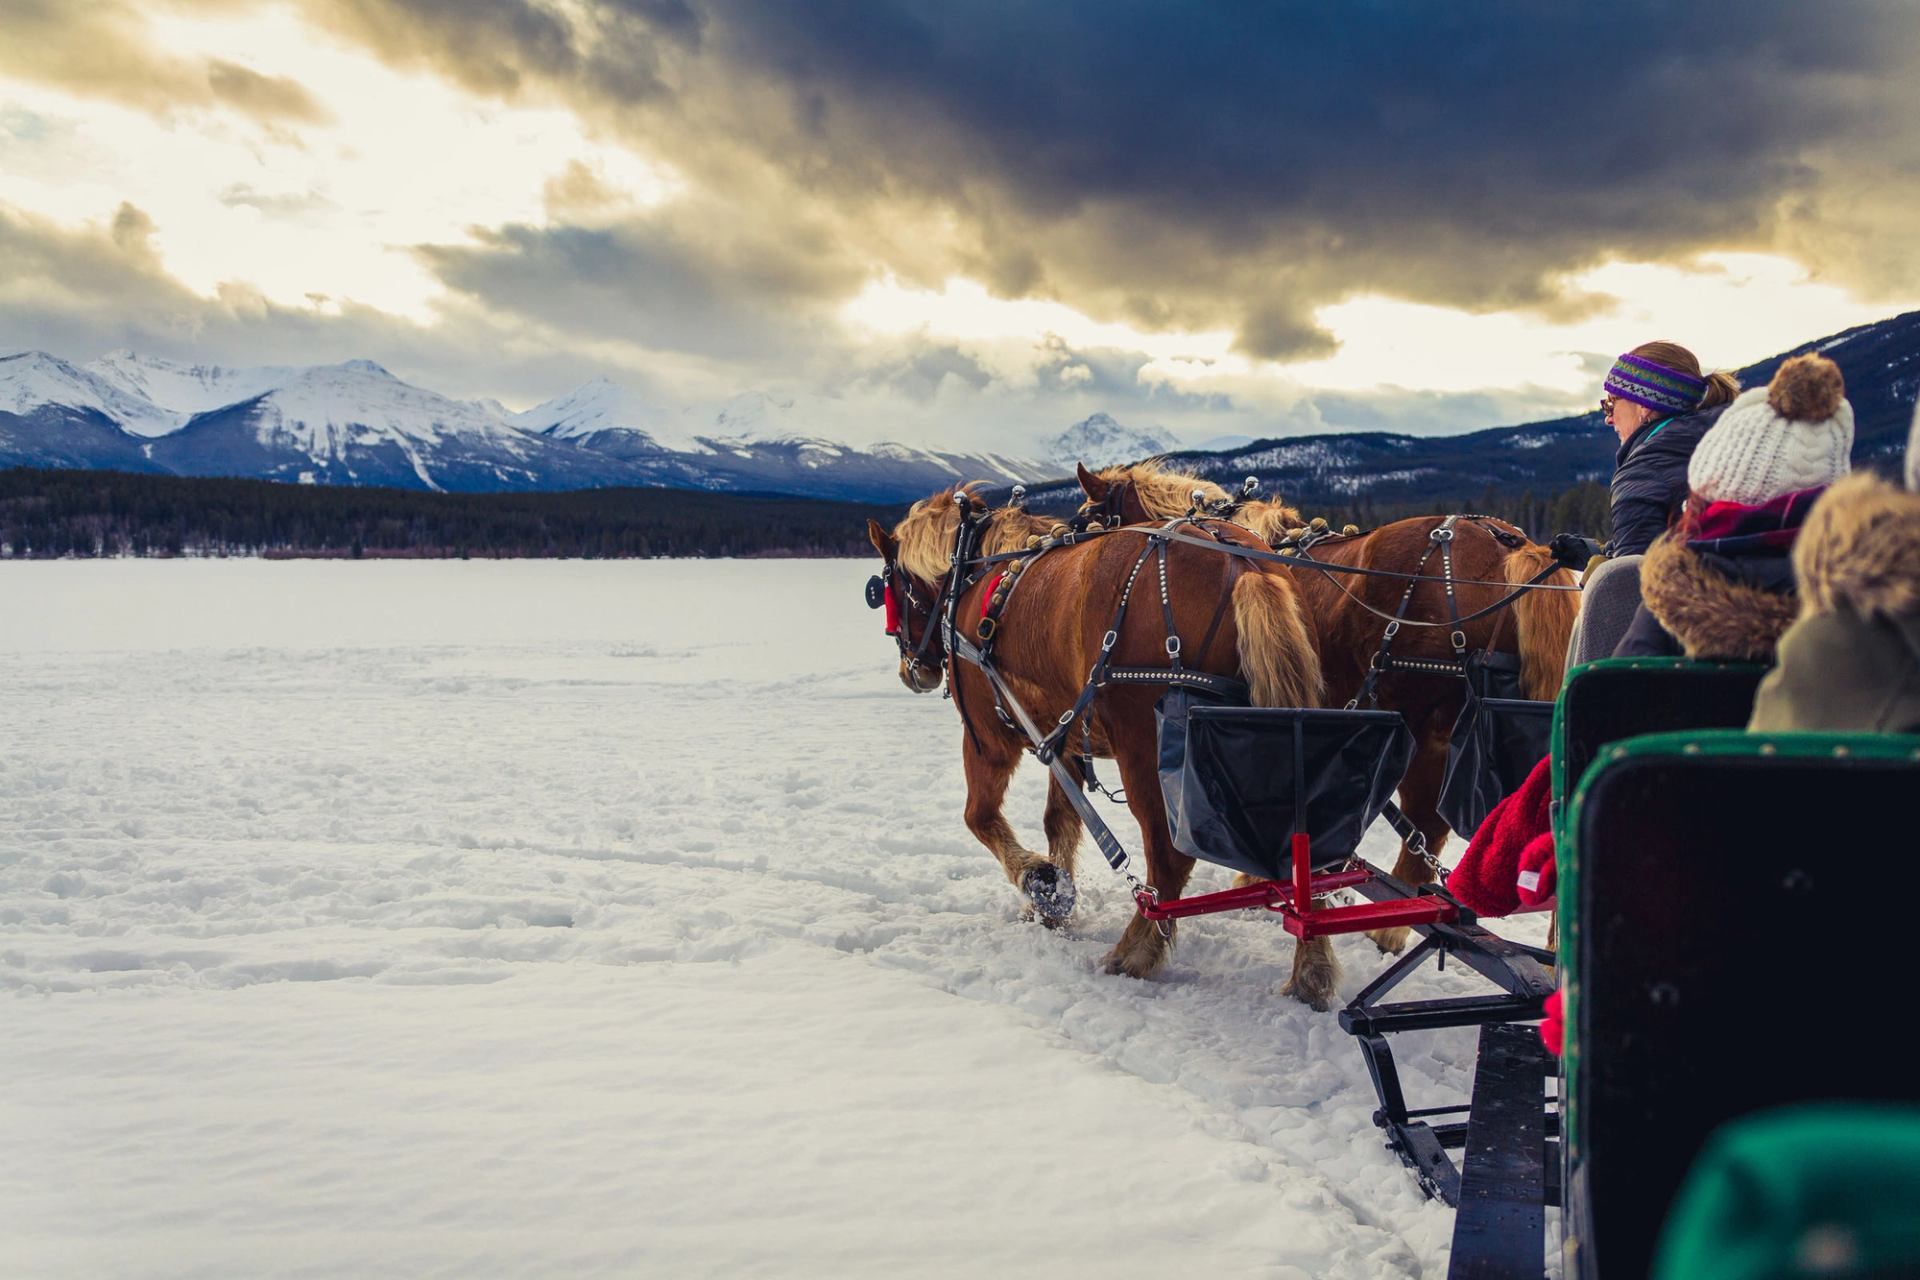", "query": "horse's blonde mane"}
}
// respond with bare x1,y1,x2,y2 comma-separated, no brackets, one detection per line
1092,461,1303,539
1237,497,1306,543
893,484,1053,581
1096,460,1231,520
